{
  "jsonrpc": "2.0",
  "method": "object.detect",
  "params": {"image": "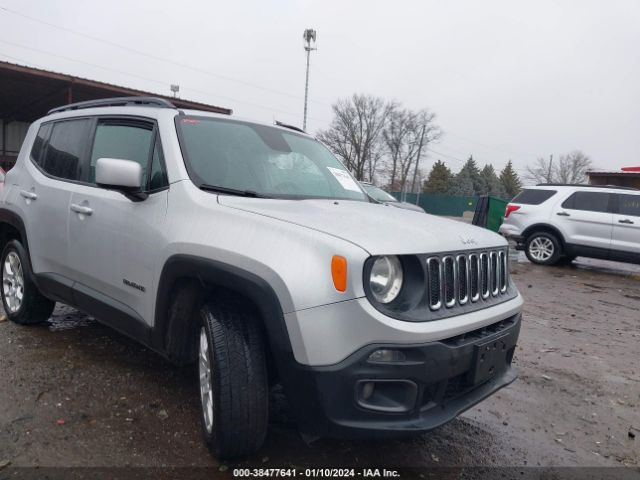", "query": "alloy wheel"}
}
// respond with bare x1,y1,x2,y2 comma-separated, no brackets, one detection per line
199,327,214,434
529,236,555,262
2,251,24,313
